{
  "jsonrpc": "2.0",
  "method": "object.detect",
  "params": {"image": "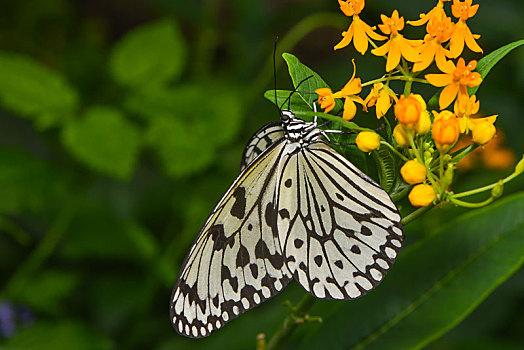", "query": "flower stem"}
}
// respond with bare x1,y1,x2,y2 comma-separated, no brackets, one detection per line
362,76,428,88
380,141,408,161
452,170,522,198
448,196,493,208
